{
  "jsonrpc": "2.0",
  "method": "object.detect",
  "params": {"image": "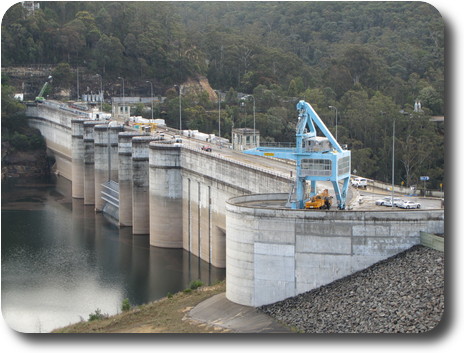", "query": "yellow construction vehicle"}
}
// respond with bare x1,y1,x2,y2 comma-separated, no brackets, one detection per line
305,189,333,210
133,122,157,132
